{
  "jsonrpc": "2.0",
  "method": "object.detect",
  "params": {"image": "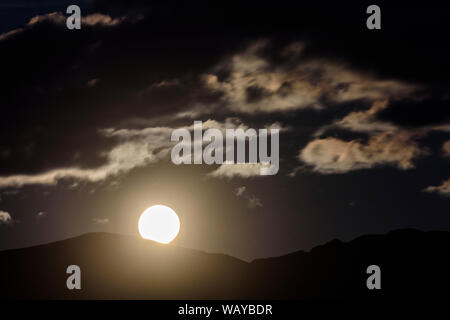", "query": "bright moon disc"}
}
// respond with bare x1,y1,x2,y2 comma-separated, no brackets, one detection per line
138,205,180,244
